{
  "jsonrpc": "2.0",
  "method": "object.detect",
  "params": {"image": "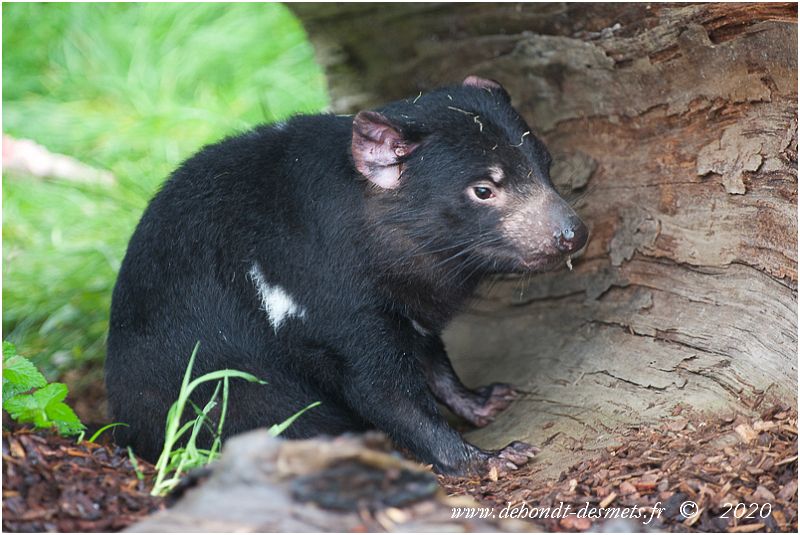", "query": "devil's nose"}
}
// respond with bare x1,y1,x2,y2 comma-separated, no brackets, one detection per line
555,217,588,253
